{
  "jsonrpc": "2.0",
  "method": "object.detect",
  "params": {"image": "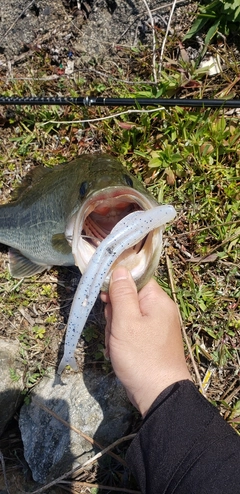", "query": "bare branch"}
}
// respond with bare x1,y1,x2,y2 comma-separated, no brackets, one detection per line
142,0,157,83
0,450,11,494
40,106,166,127
22,433,136,494
158,0,178,78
